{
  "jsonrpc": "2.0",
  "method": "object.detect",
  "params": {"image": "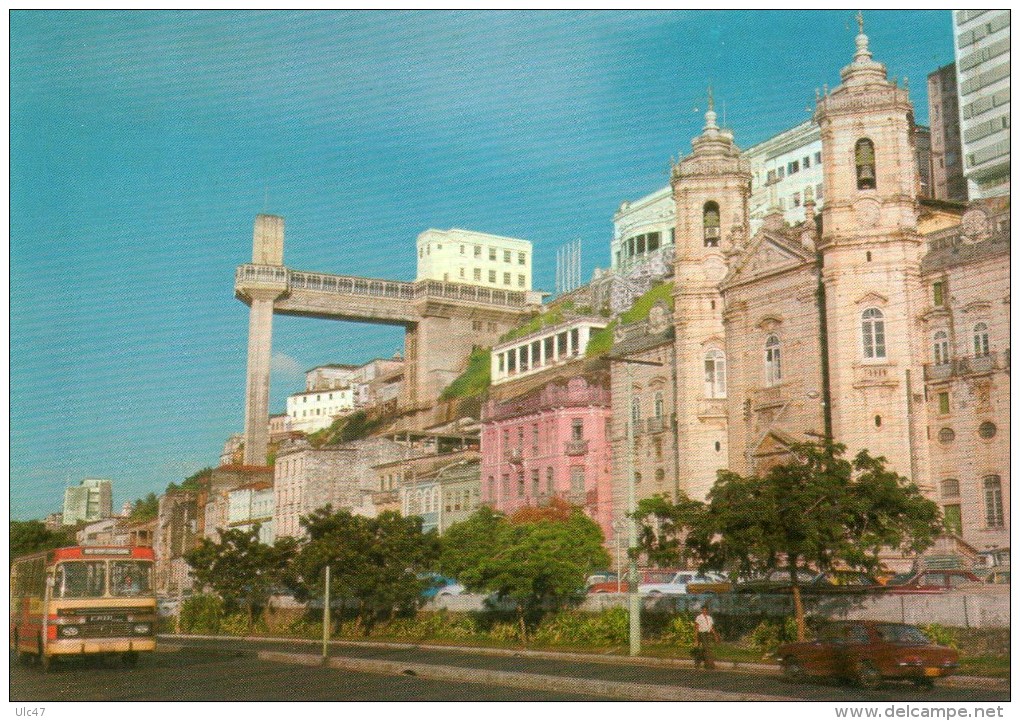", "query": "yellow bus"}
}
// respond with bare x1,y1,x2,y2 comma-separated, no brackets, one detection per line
10,546,156,670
